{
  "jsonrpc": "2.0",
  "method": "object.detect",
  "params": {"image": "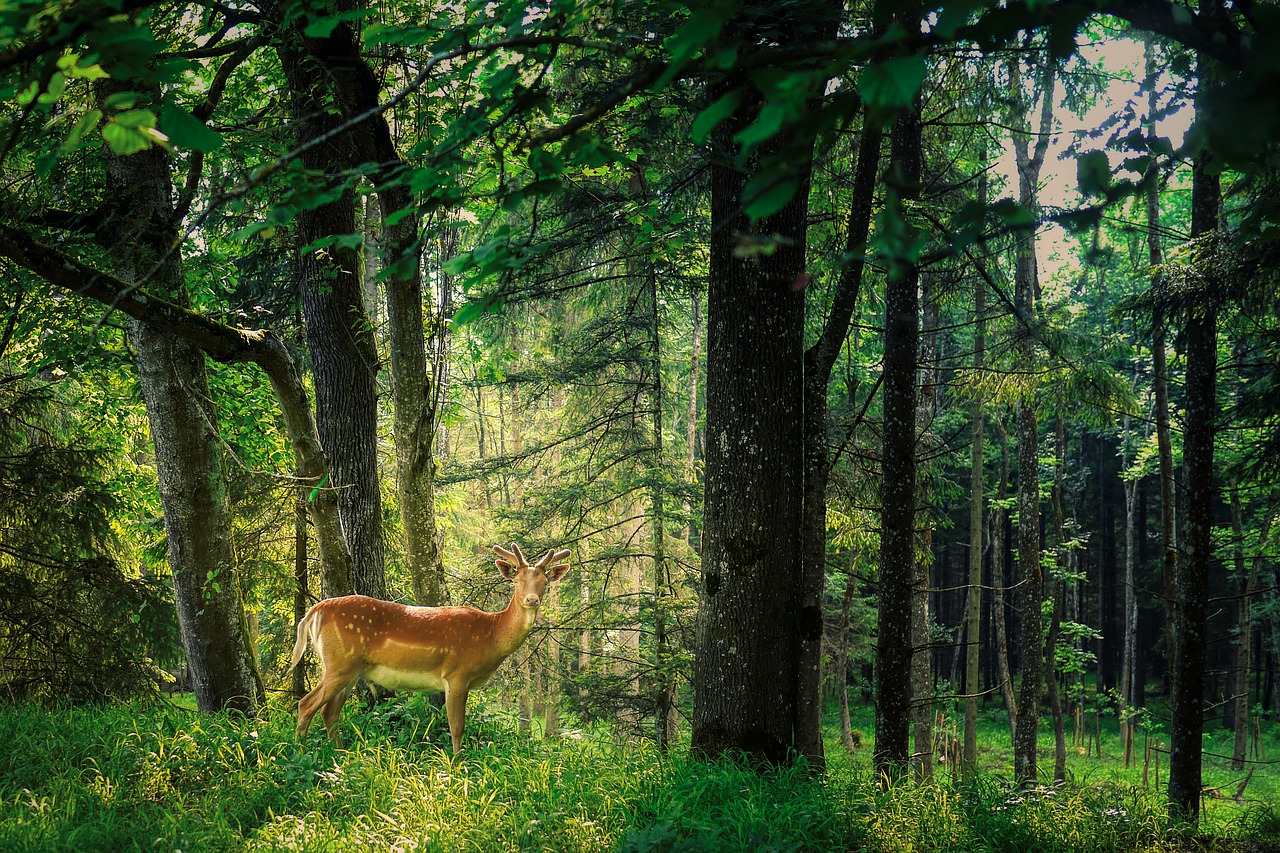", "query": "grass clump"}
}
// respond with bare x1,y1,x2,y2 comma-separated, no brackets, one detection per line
1,698,1277,852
